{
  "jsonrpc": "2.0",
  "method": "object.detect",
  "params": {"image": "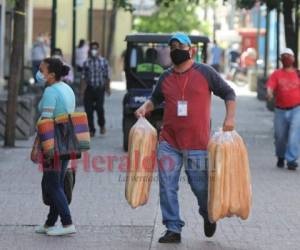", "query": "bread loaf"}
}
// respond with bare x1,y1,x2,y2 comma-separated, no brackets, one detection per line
125,117,157,208
234,132,252,219
221,140,231,218
208,139,223,222
208,130,252,222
